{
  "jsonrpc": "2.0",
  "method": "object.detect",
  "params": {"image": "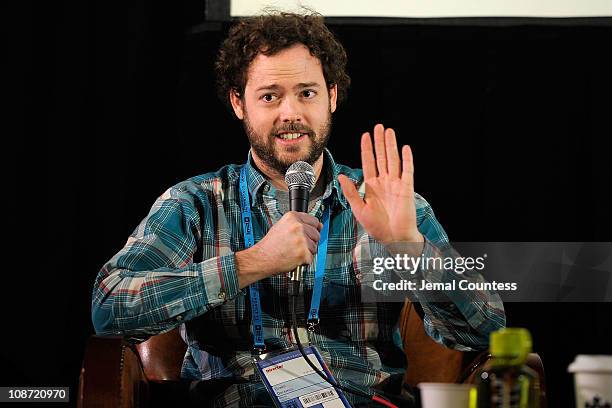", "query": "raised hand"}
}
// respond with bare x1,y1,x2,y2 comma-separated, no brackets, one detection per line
338,124,424,247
